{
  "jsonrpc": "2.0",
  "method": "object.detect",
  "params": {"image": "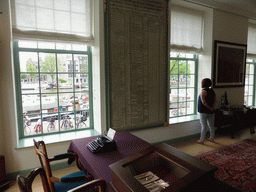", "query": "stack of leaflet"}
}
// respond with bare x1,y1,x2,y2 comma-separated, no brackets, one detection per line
134,171,169,192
